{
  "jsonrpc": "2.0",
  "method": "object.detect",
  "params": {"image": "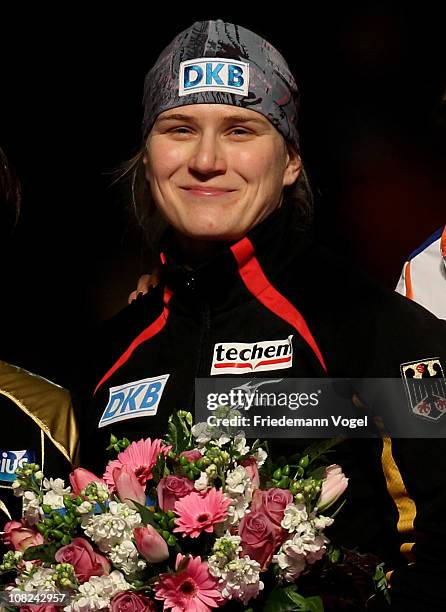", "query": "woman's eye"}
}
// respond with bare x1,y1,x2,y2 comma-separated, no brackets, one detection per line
230,128,250,136
171,127,192,134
